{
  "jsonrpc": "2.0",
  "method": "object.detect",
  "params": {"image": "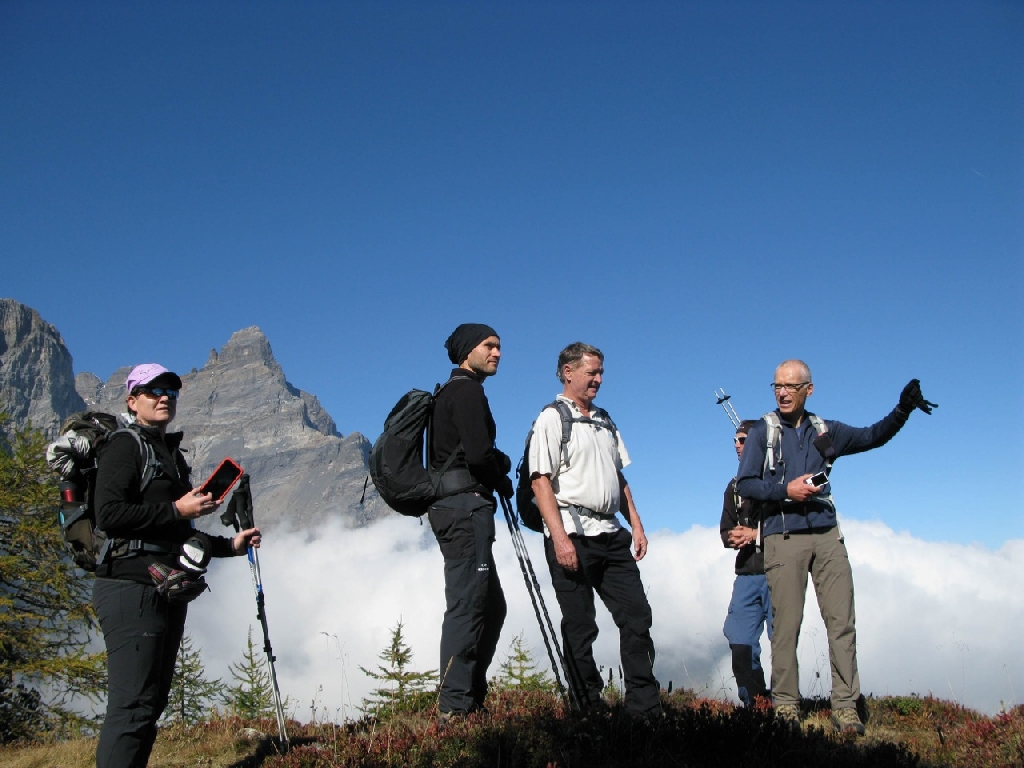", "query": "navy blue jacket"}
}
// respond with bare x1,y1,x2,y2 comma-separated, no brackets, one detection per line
736,406,909,537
